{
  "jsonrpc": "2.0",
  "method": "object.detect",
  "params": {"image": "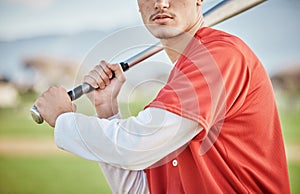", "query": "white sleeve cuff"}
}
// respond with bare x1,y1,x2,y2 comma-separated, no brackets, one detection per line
107,112,121,120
